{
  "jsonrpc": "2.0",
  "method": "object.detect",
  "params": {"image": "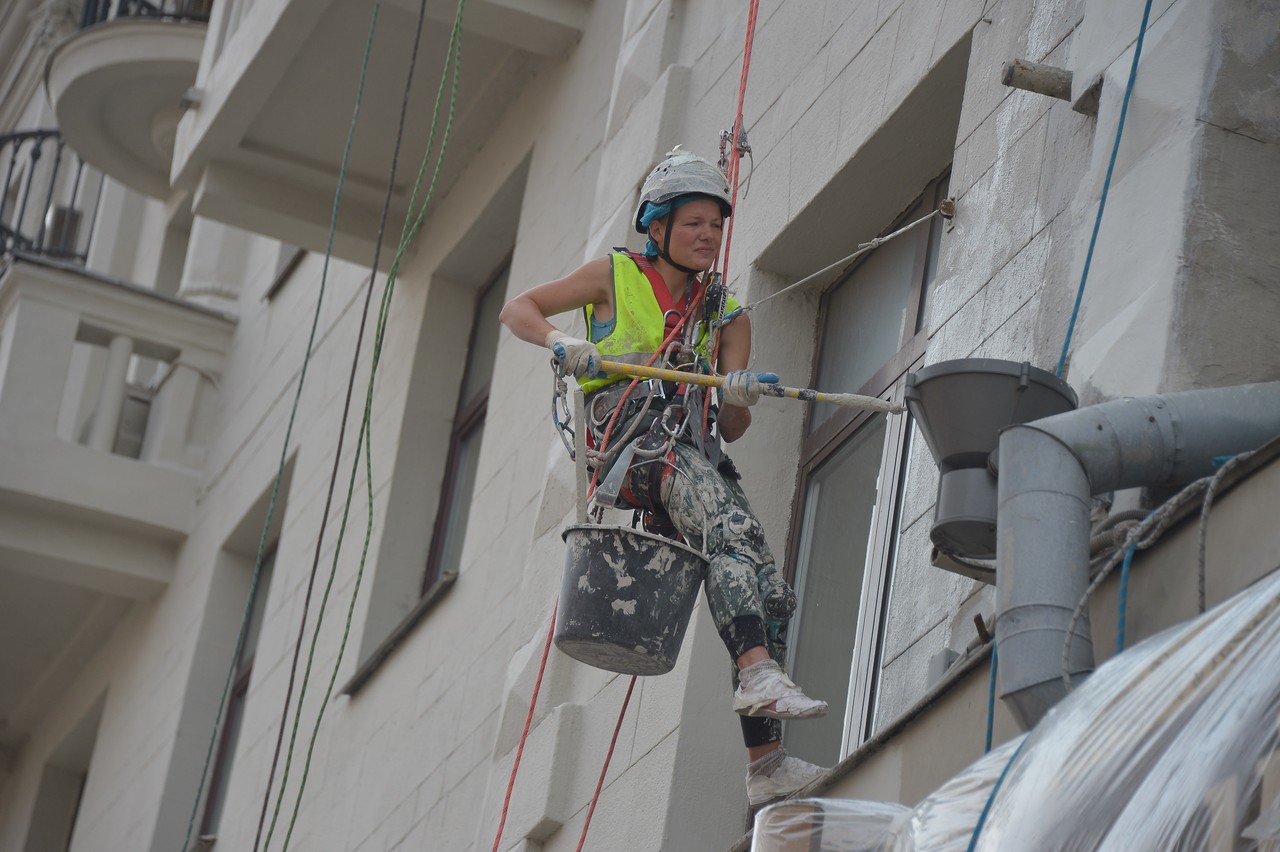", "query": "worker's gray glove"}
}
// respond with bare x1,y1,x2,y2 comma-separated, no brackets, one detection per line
721,370,763,407
546,330,603,379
